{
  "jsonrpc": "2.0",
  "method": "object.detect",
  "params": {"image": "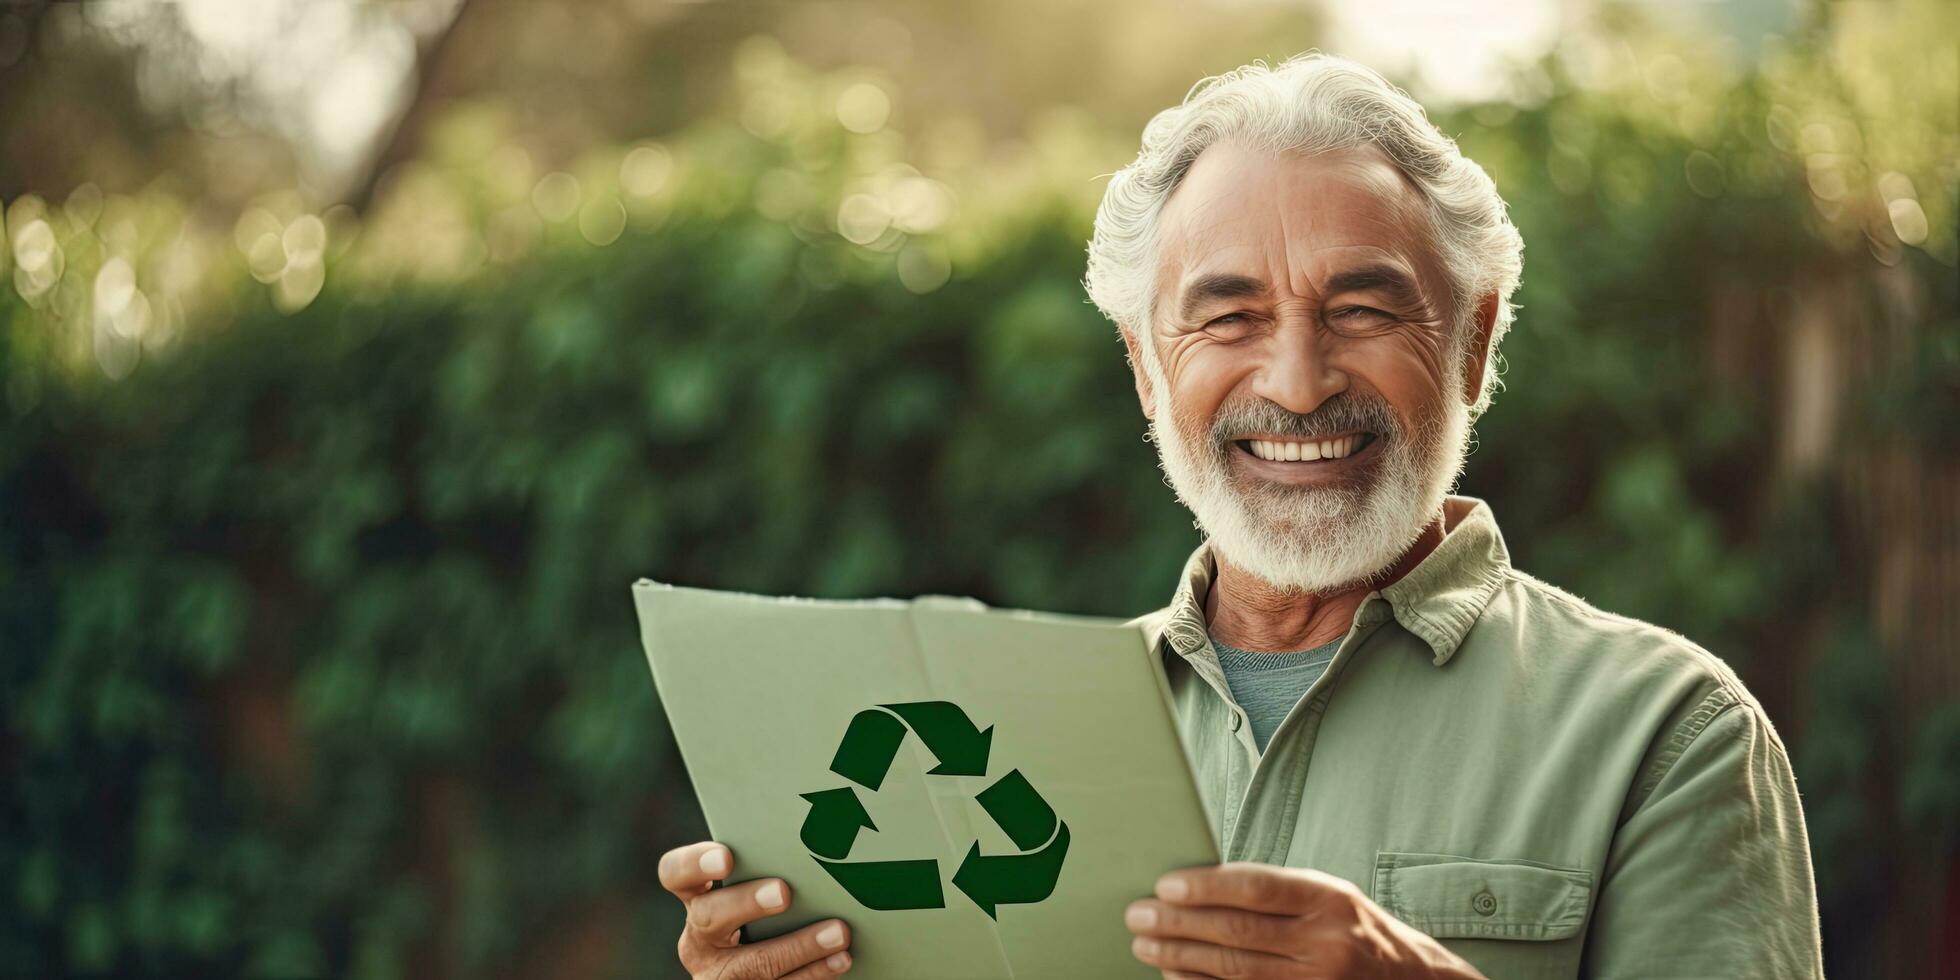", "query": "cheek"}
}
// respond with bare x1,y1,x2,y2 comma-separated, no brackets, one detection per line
1162,338,1251,412
1330,330,1452,400
1326,334,1458,434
